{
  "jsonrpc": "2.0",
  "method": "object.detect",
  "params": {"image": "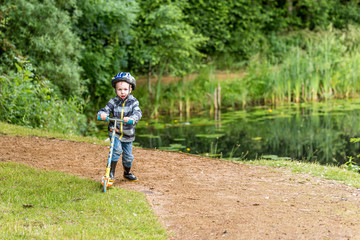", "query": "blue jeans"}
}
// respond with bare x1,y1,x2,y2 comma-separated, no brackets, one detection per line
111,137,134,168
